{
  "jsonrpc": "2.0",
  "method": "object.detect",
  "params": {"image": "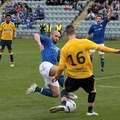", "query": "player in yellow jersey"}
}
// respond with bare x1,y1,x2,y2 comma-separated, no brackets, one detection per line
49,24,120,115
0,14,16,67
